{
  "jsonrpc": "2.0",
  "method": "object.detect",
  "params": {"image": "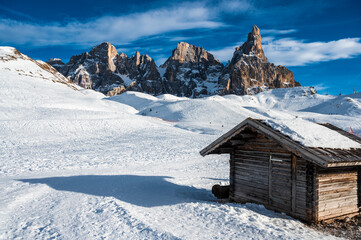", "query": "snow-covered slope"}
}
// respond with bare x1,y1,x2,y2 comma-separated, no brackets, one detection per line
1,47,359,239
110,86,357,136
0,47,75,88
303,92,361,116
